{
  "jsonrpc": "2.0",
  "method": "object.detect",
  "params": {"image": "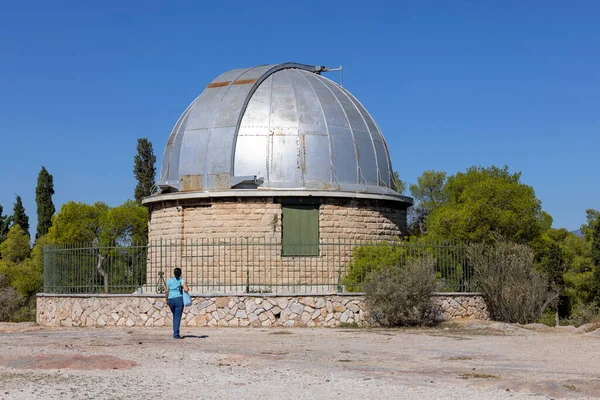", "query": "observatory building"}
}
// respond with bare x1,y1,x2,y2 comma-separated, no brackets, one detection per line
143,62,412,290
